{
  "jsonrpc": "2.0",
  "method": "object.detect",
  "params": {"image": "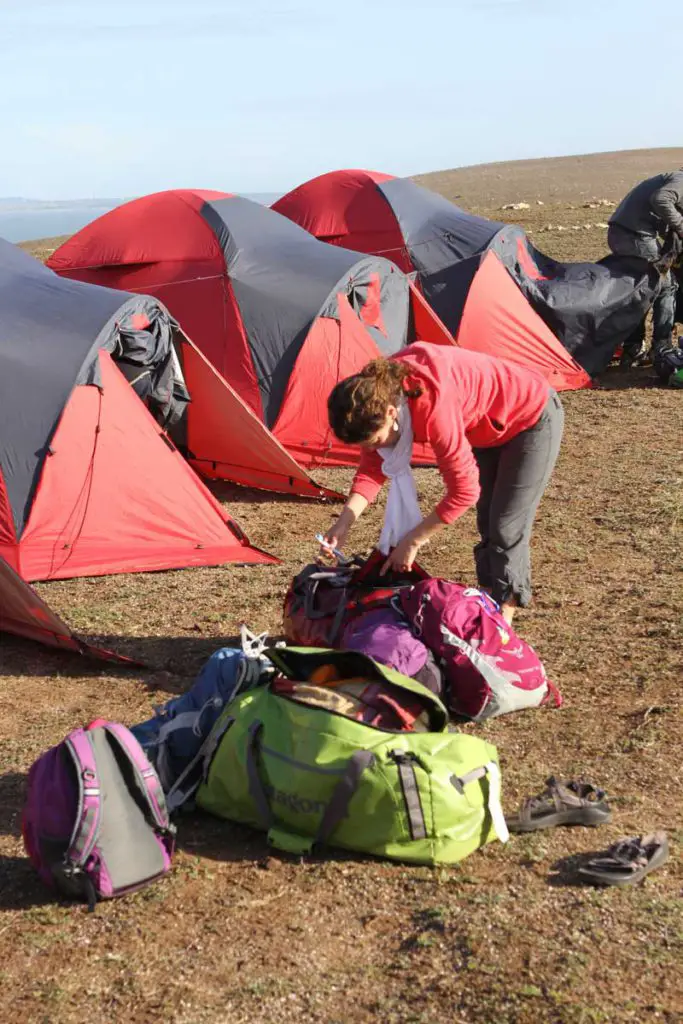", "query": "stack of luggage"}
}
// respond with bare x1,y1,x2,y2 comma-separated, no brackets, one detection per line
21,551,563,906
